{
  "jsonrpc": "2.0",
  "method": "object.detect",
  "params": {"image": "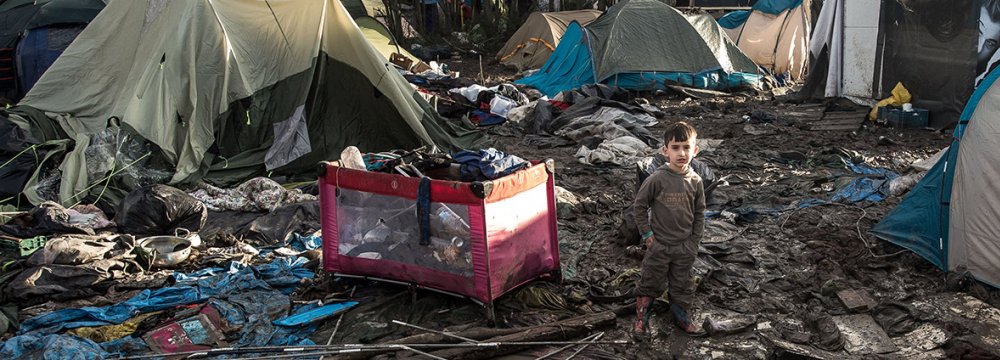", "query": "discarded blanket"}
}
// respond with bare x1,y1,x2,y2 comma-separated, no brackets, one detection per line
190,177,316,212
199,201,321,247
1,202,113,238
452,148,530,181
575,137,655,166
5,235,141,302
